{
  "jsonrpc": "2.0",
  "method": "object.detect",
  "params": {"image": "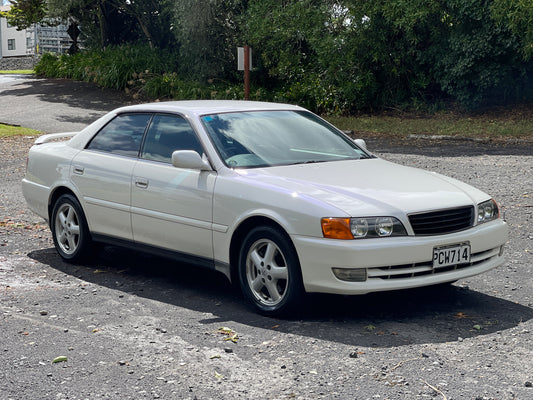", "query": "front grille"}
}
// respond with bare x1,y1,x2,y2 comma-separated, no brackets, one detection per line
367,246,501,280
408,206,474,235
